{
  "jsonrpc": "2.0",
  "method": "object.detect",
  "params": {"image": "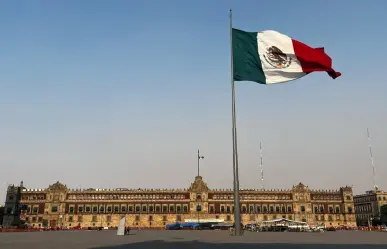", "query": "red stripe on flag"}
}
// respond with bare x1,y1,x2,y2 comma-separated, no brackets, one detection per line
292,39,341,79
